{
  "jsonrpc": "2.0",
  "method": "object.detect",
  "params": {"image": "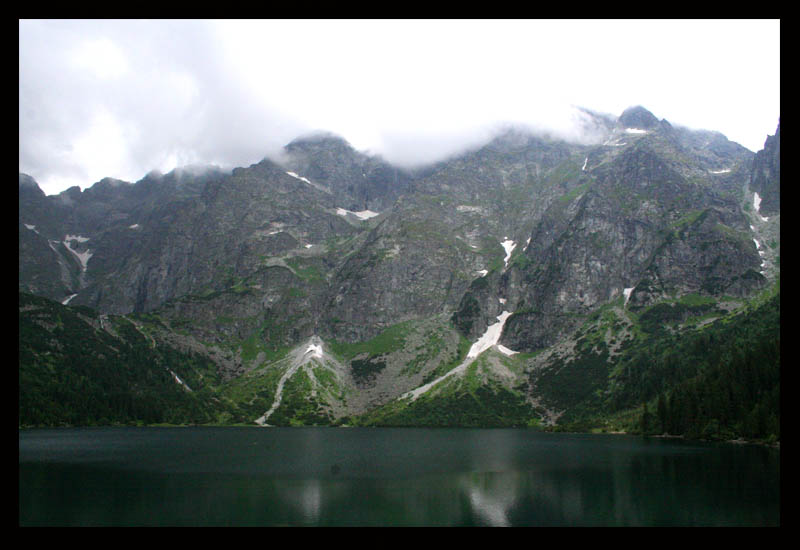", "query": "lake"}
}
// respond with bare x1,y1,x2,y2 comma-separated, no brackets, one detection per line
19,426,779,526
